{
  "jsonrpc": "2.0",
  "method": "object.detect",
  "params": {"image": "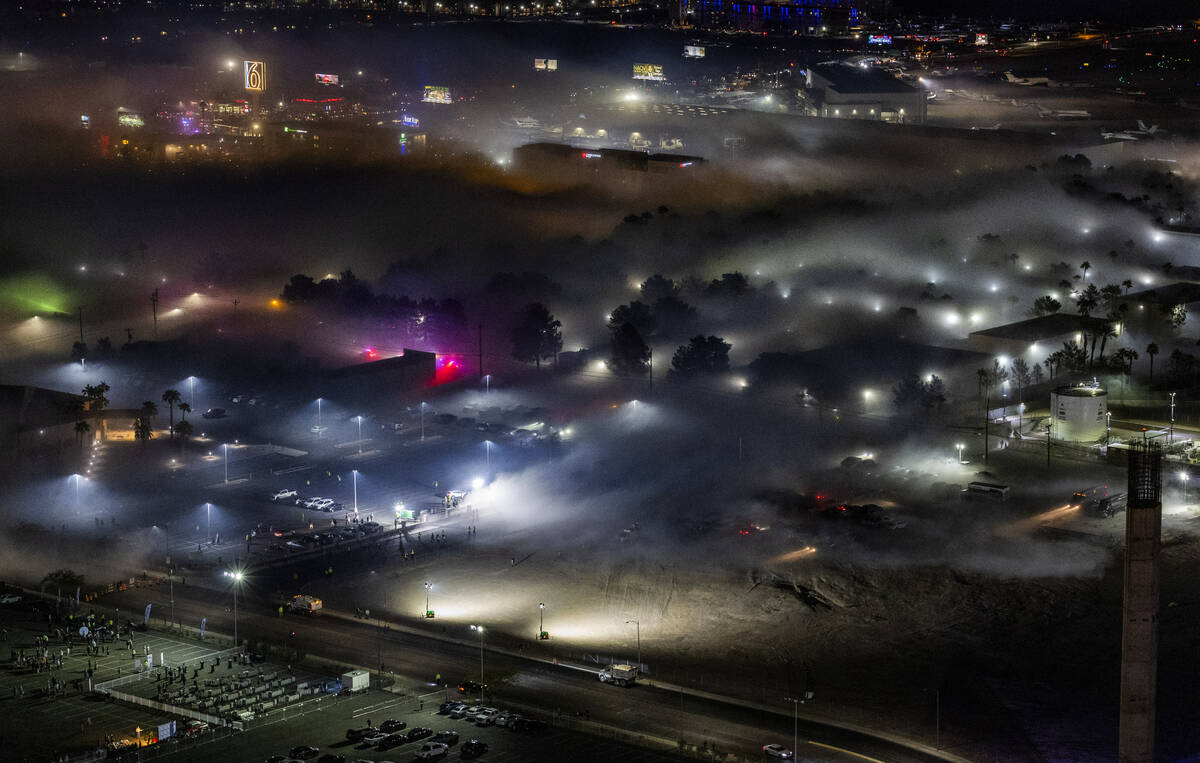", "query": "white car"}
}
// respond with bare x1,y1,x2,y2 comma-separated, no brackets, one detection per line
271,489,298,501
763,744,794,759
414,741,448,760
312,498,335,511
0,594,21,604
361,731,389,746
